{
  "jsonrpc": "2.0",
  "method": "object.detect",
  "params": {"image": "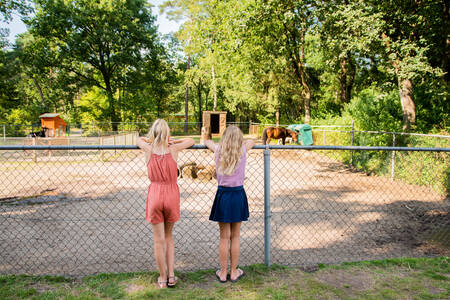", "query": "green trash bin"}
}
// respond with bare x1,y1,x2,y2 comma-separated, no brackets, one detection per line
298,124,313,145
287,124,313,145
